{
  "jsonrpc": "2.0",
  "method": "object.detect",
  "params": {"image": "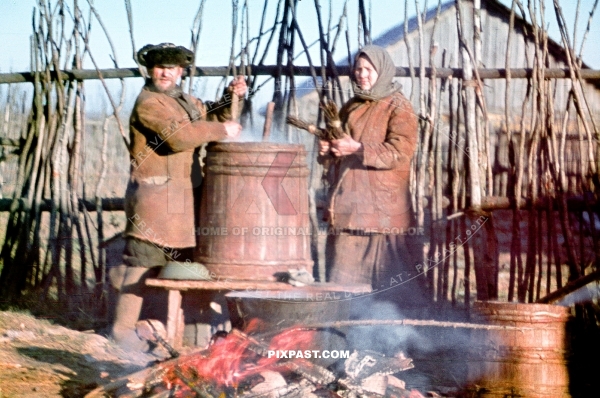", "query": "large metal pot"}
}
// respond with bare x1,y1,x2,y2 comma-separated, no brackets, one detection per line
225,289,352,330
225,289,351,366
